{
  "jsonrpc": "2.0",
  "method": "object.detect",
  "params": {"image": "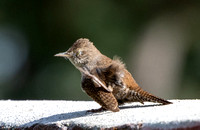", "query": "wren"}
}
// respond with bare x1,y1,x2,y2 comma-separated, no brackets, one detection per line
55,38,172,112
